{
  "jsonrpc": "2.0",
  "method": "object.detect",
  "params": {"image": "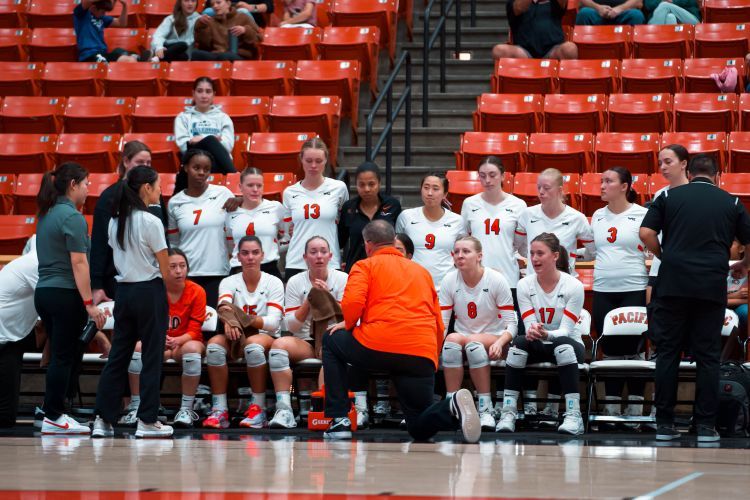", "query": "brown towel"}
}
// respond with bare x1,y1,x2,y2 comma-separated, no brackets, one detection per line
307,287,344,359
217,303,260,360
